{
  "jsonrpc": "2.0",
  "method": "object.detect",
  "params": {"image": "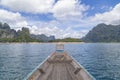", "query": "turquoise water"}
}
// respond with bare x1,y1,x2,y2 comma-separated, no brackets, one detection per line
0,43,120,80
